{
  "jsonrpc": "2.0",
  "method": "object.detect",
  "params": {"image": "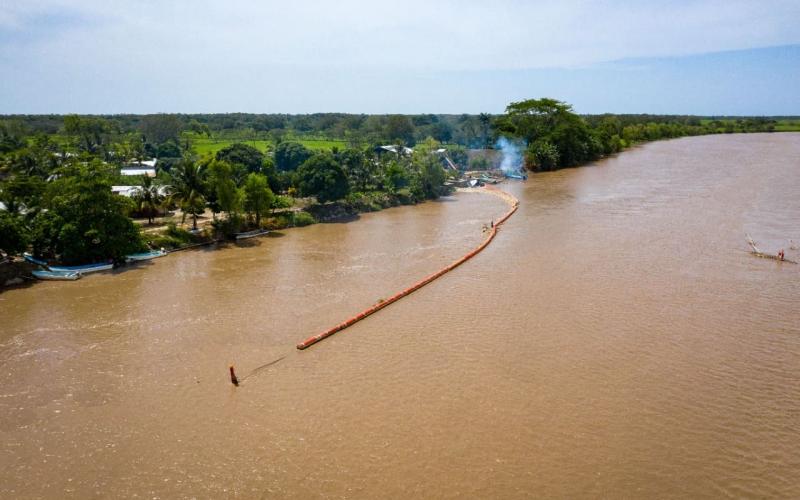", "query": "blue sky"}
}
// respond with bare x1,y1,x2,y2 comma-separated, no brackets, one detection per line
1,0,798,115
